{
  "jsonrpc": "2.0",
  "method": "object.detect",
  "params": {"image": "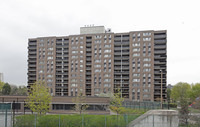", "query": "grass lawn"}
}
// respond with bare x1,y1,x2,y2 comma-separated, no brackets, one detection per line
14,113,141,127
